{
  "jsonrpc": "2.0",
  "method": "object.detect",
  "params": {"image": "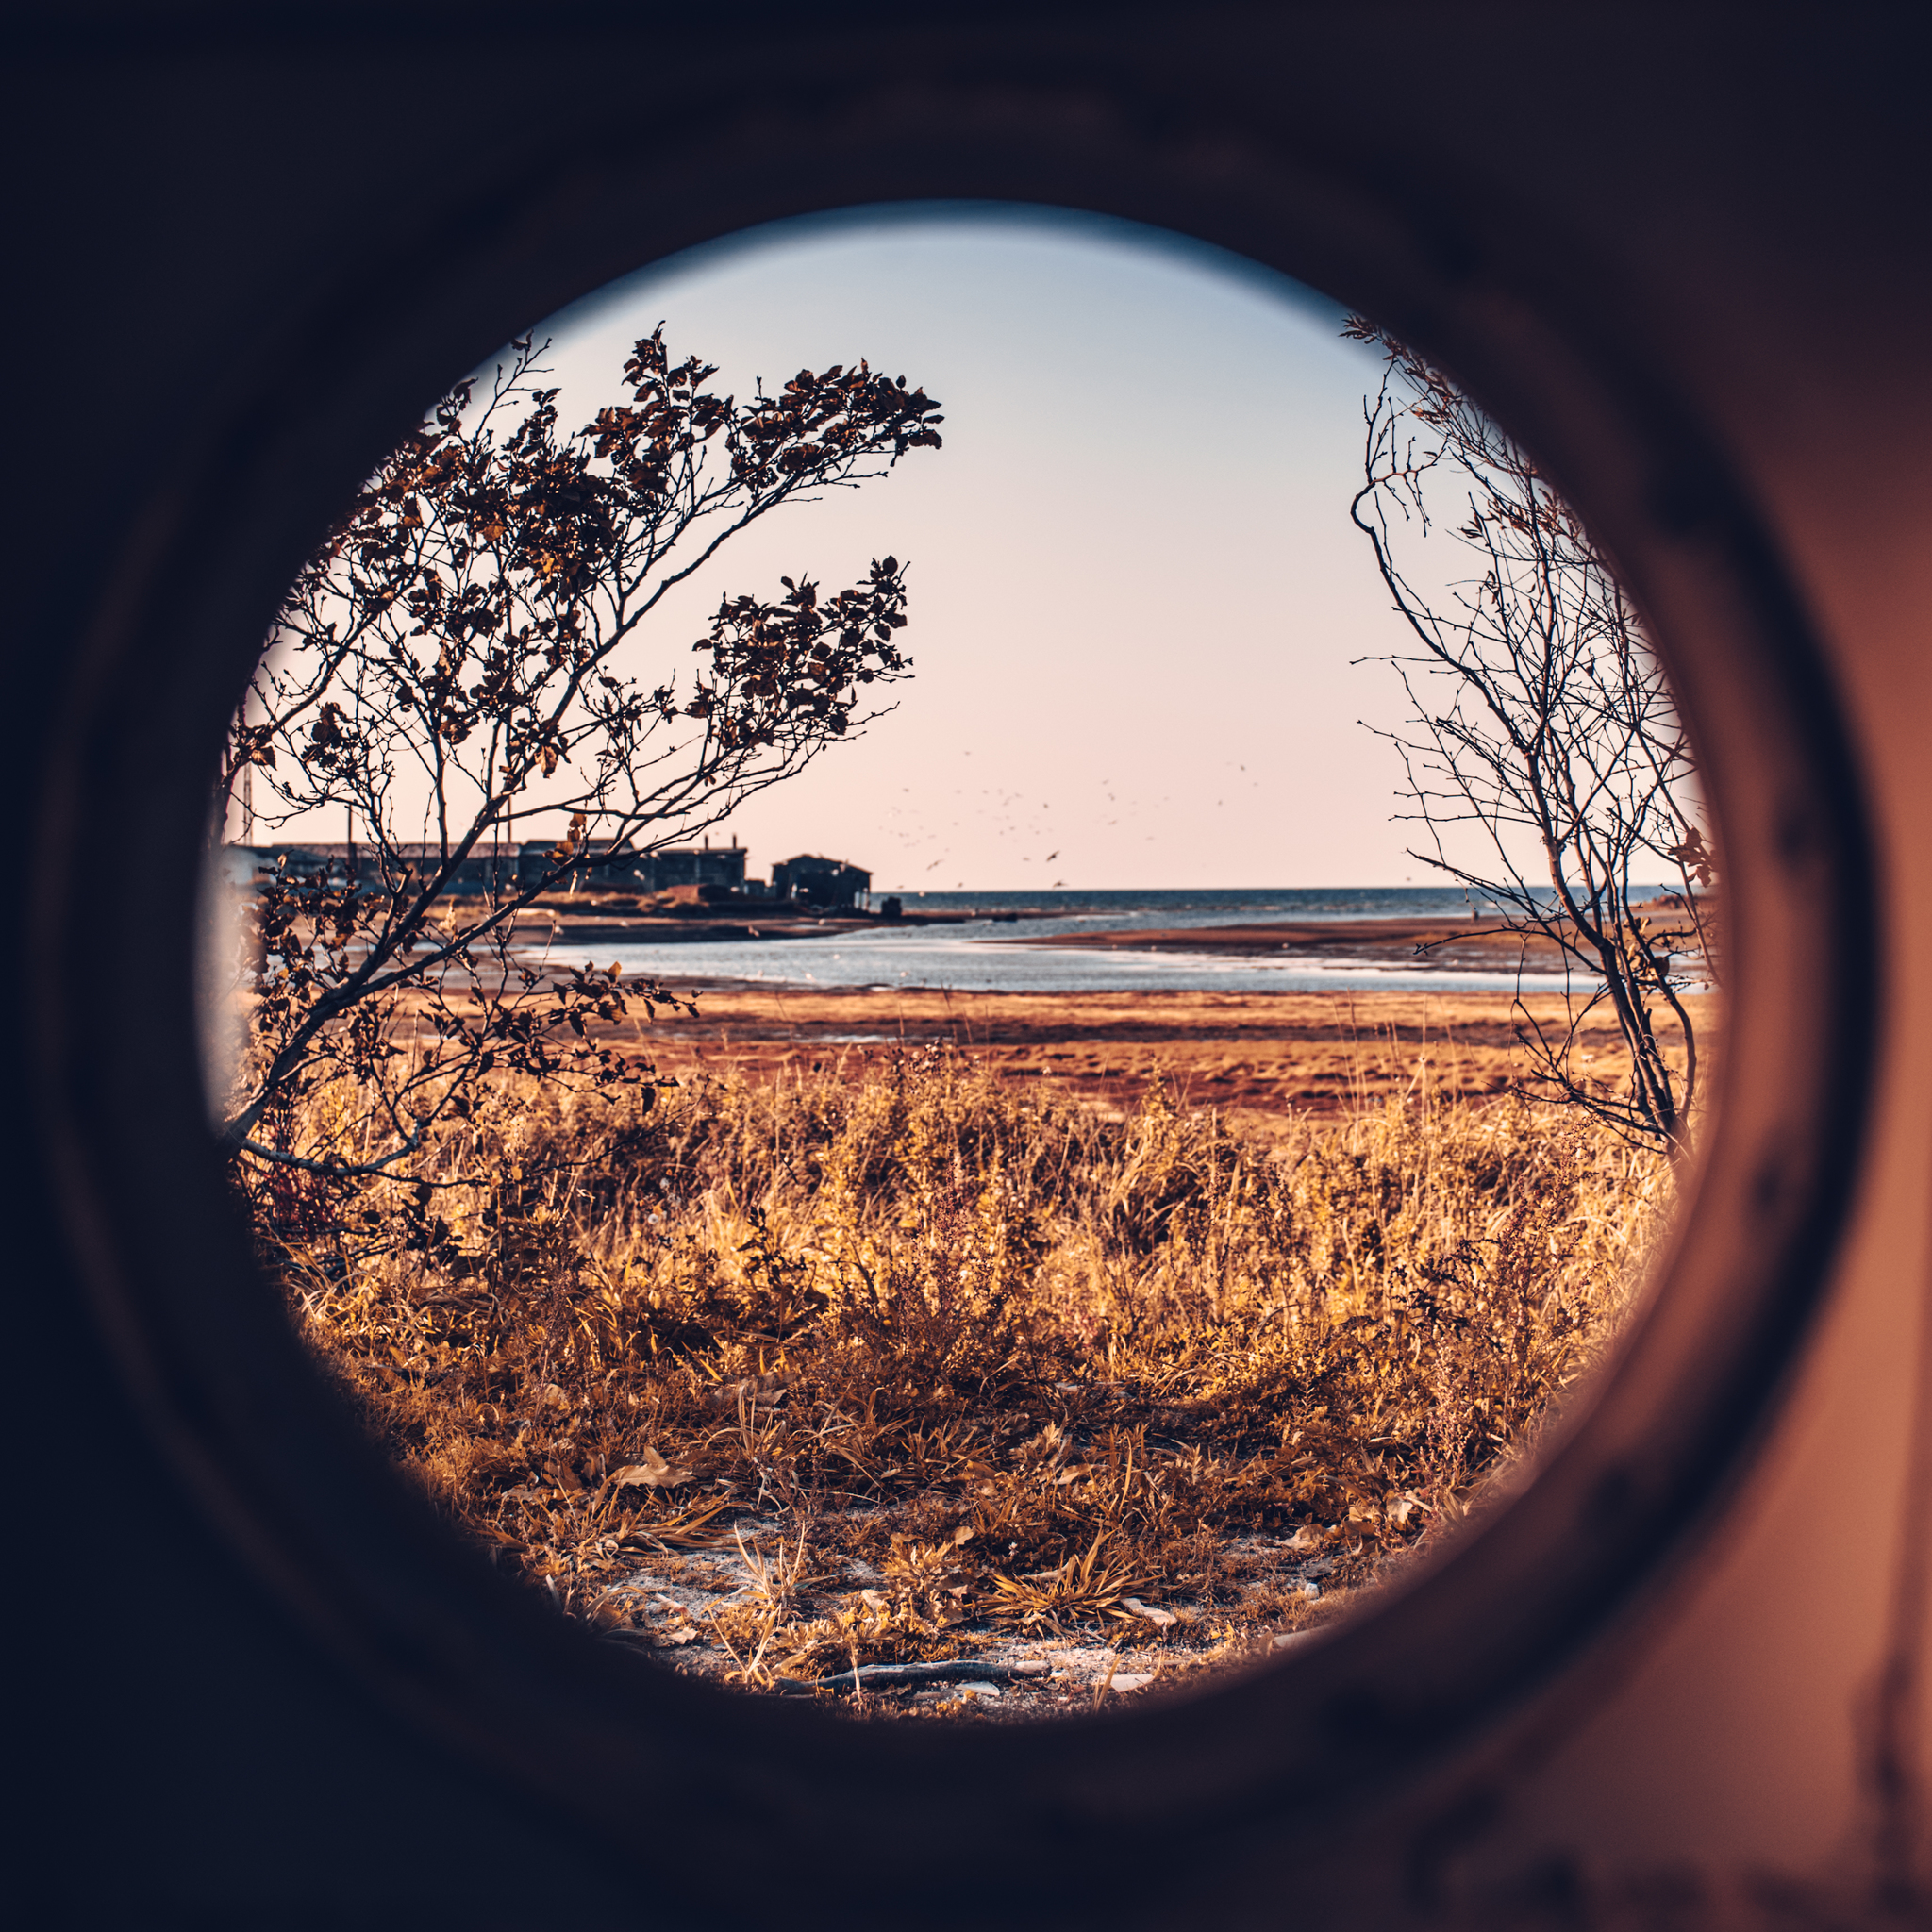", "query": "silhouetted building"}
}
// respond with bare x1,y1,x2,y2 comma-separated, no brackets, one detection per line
647,841,748,892
226,836,878,910
516,837,748,894
772,853,872,910
226,841,522,895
